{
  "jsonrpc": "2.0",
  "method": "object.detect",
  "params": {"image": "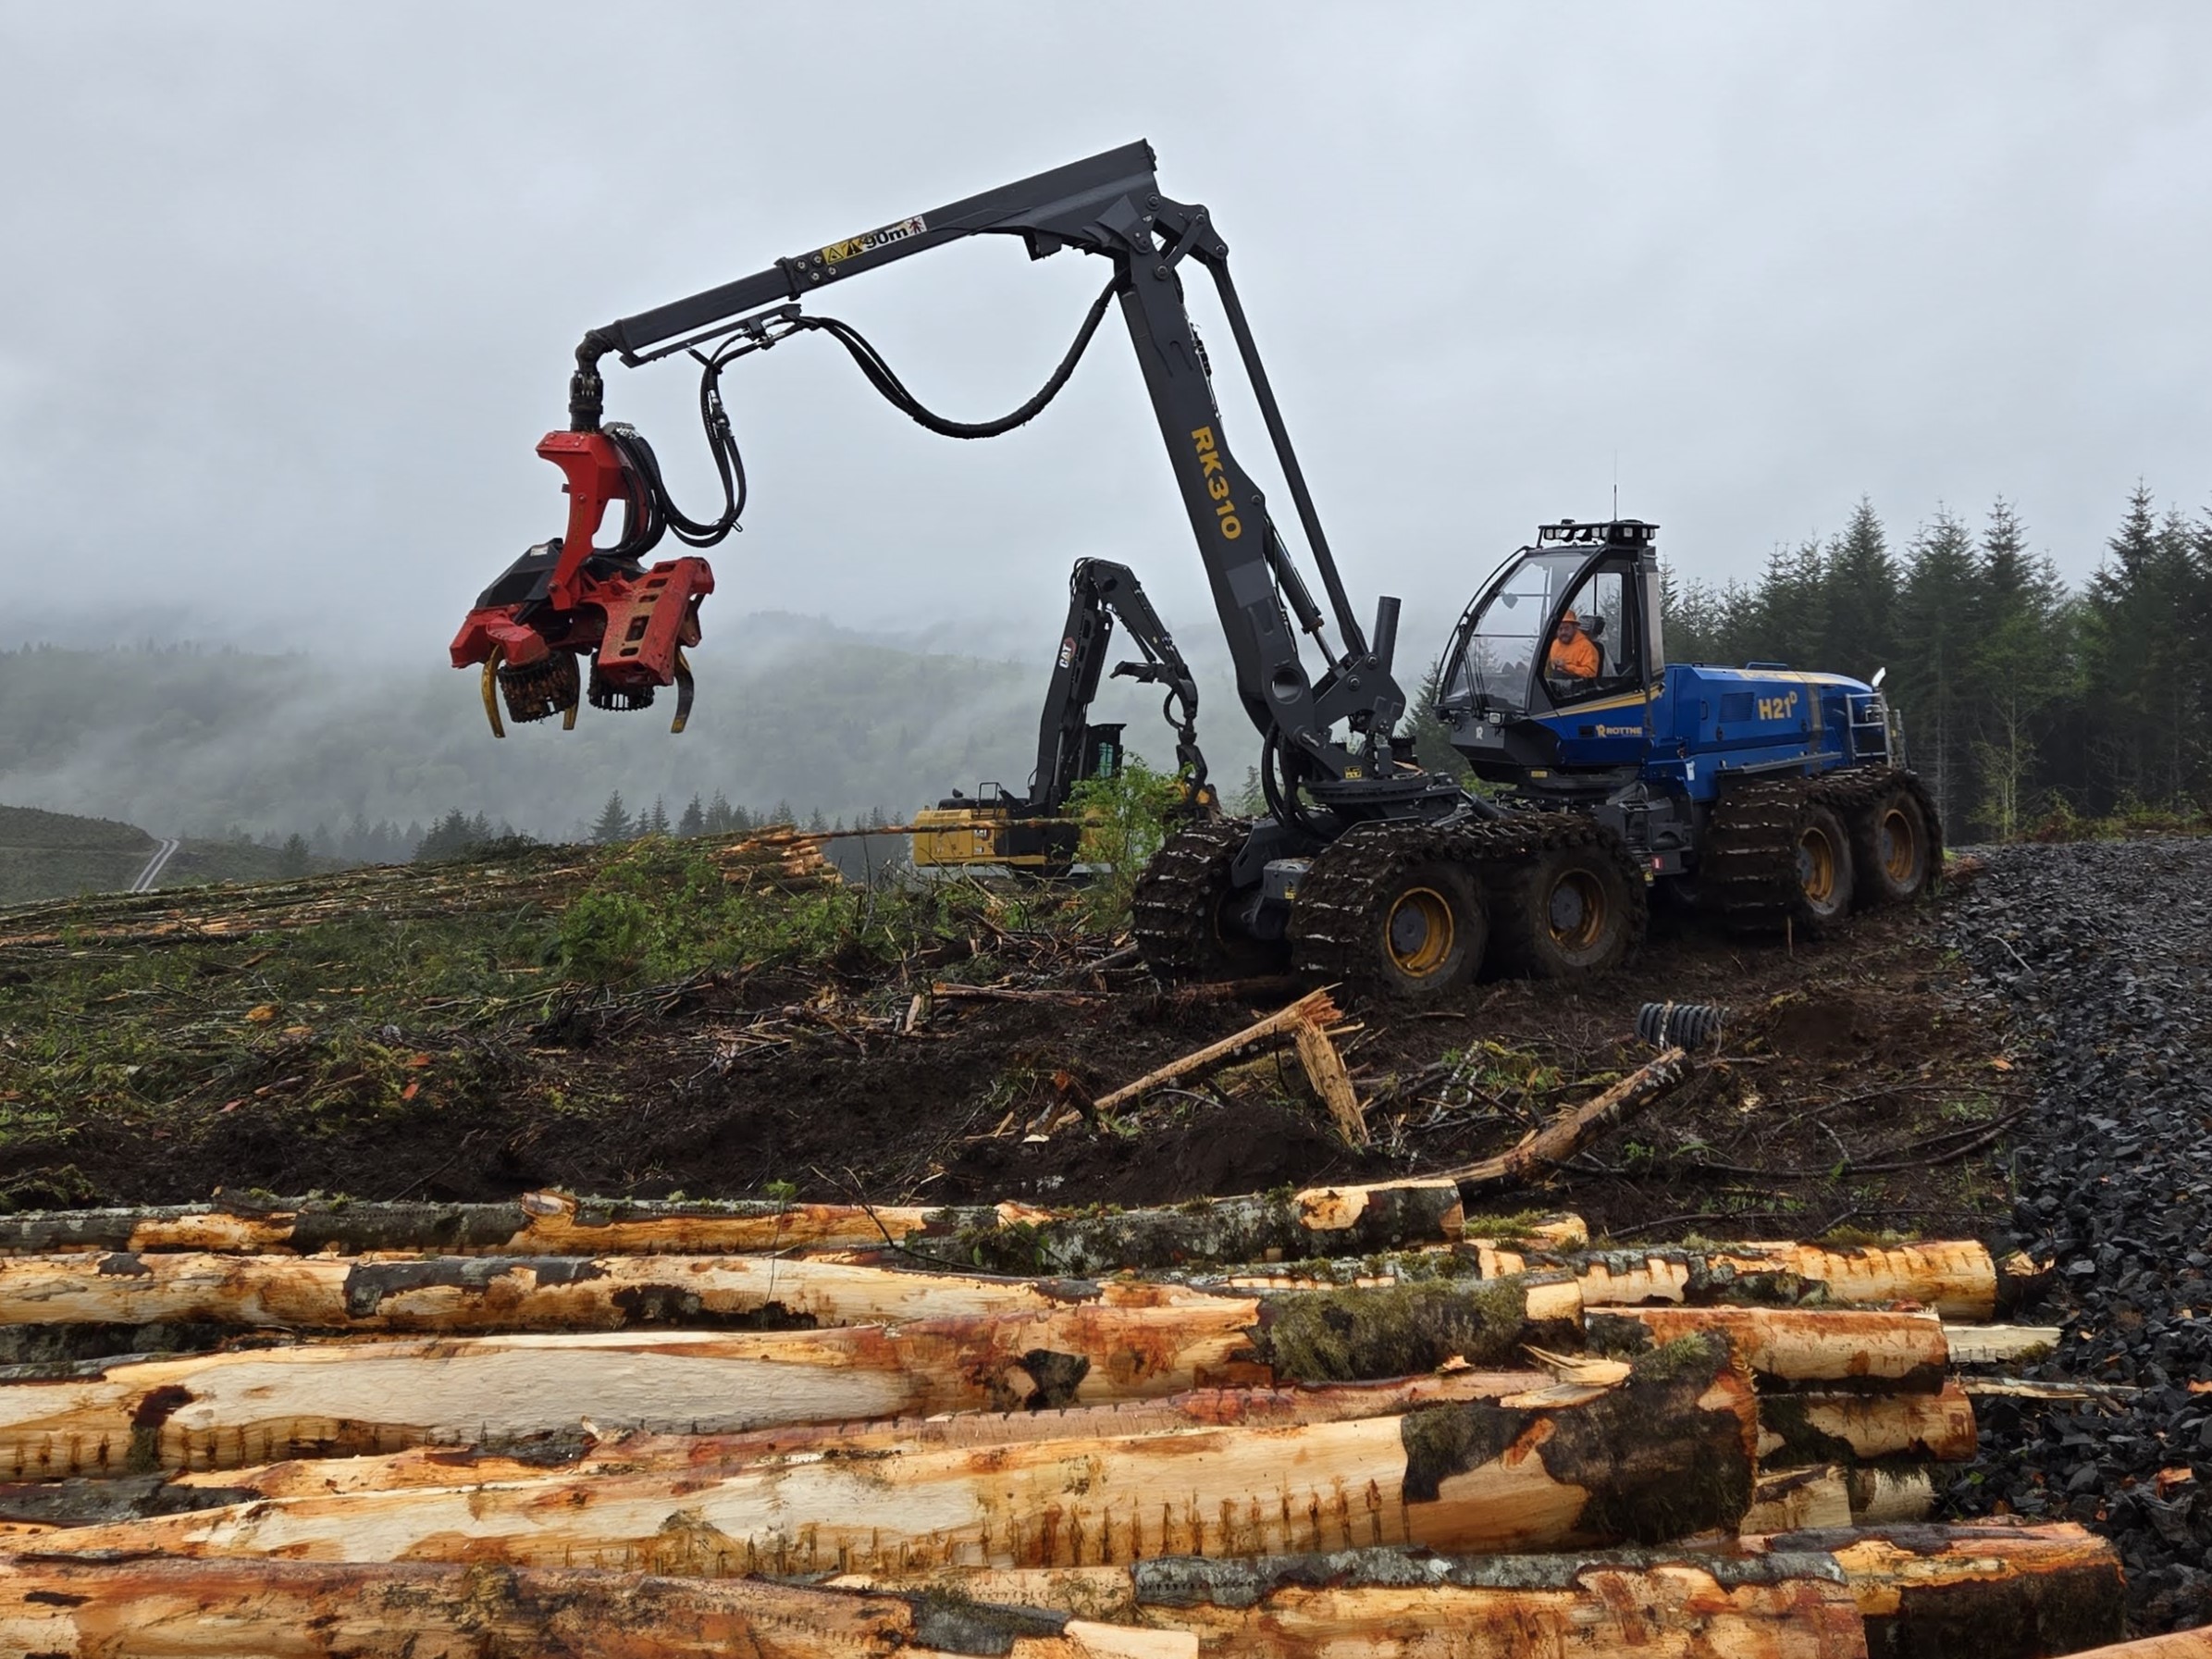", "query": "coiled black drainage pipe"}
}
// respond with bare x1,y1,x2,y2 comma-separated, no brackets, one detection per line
1636,1001,1727,1050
